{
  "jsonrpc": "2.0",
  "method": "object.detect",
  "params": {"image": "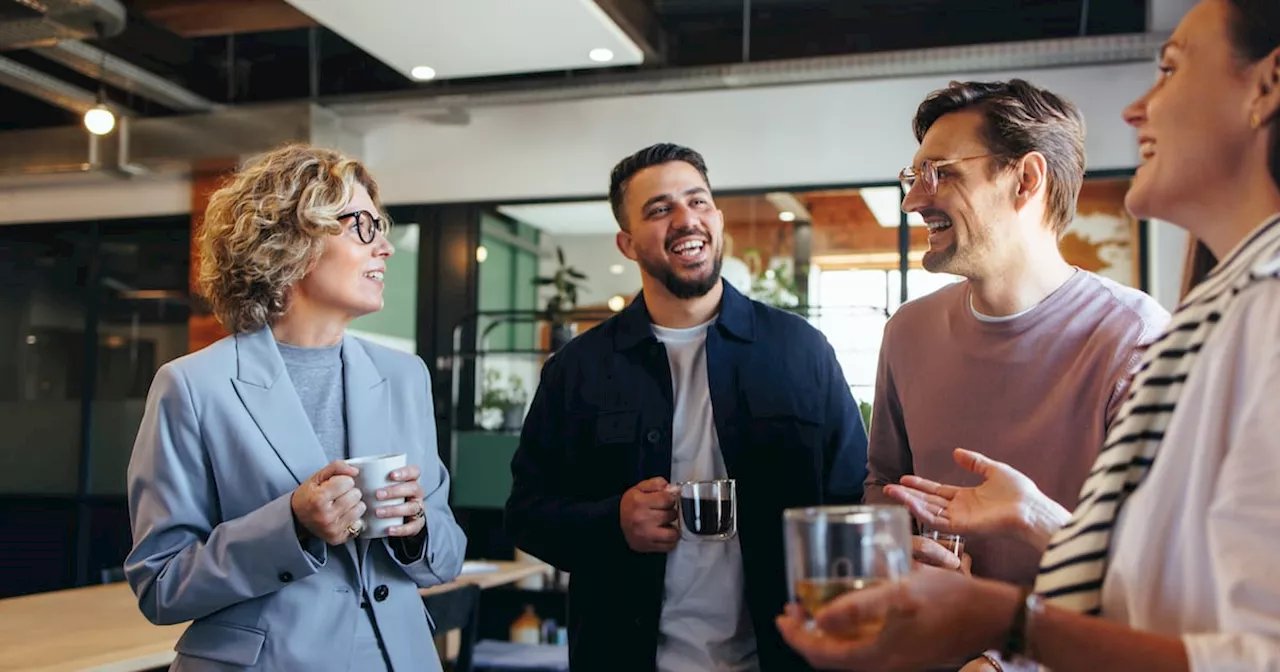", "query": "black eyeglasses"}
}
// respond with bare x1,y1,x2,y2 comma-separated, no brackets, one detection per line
898,154,996,195
337,210,387,244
